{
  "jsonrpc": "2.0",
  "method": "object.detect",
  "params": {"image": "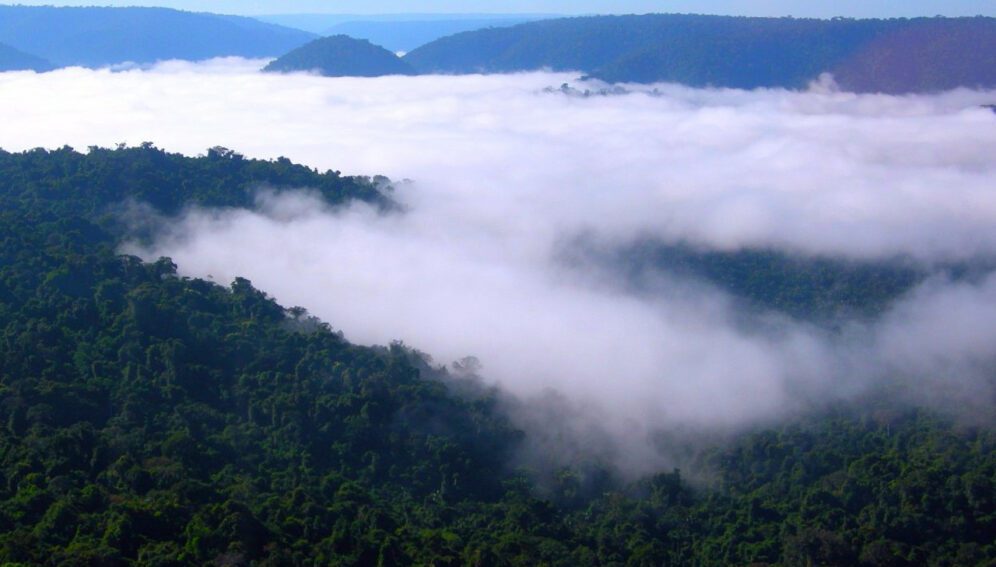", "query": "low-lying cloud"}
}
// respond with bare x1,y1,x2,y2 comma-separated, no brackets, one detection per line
3,59,995,473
